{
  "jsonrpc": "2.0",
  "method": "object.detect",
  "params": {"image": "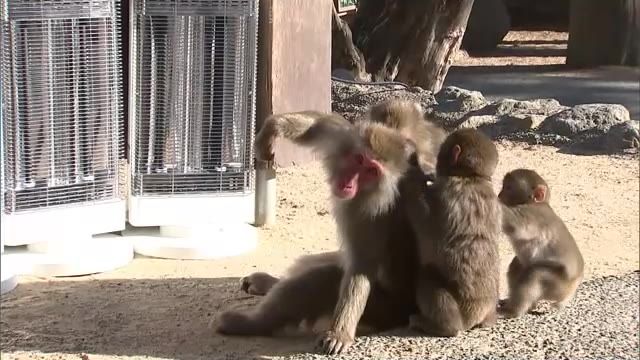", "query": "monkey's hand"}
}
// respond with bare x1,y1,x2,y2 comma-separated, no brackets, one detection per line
255,132,275,161
240,272,279,296
498,300,522,319
316,330,354,355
